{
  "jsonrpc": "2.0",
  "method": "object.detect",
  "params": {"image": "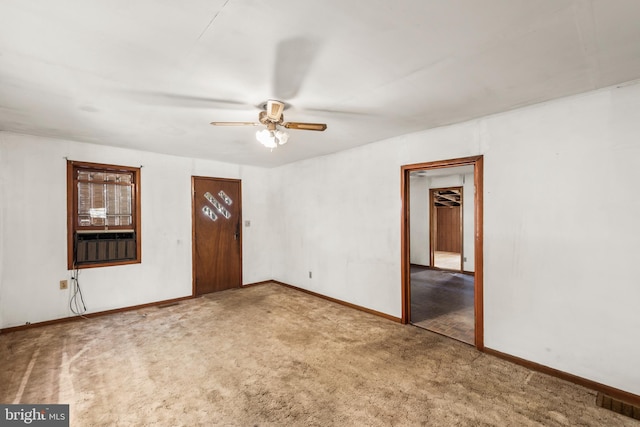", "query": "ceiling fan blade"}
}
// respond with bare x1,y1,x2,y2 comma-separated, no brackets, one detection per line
273,37,320,100
283,122,327,131
303,107,374,118
124,90,251,109
210,121,259,126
